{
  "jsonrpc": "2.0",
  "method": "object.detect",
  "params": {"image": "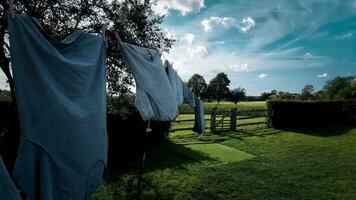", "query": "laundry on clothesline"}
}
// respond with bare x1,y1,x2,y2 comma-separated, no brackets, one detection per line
0,157,21,200
164,60,184,107
194,97,206,134
4,9,205,199
8,13,108,200
183,83,196,108
118,41,179,122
